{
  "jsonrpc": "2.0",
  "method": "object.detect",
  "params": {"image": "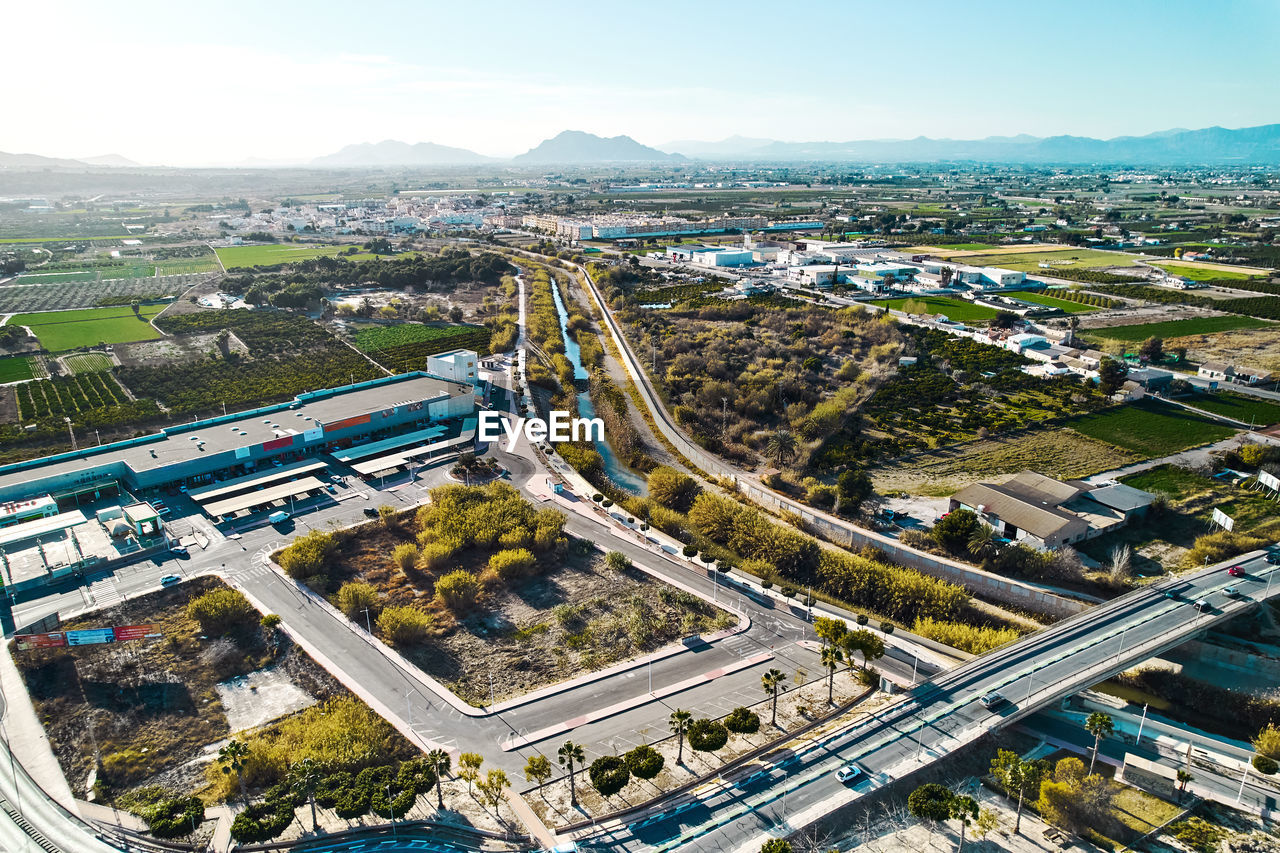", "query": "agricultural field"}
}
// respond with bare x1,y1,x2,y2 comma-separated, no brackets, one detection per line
1066,400,1236,458
869,296,1000,323
1149,261,1253,281
1183,391,1280,427
13,371,158,425
959,248,1140,272
214,243,357,270
1007,290,1100,313
62,352,115,374
0,356,36,383
0,278,187,313
154,258,220,275
1165,326,1280,374
1083,315,1275,343
353,323,492,372
10,305,166,351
